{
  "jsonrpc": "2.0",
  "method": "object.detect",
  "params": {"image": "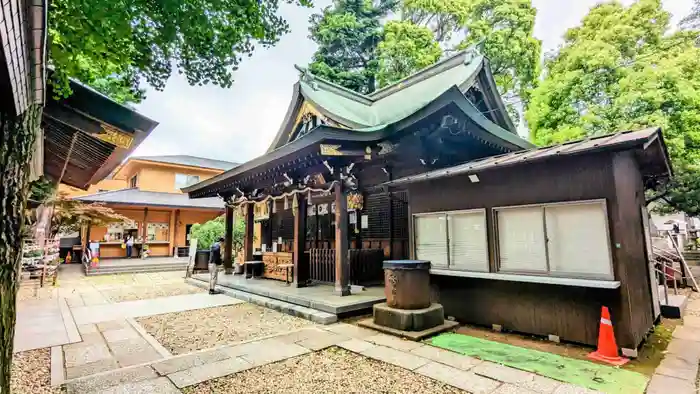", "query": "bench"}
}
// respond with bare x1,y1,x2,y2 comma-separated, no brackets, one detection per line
279,264,294,285
244,261,264,279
